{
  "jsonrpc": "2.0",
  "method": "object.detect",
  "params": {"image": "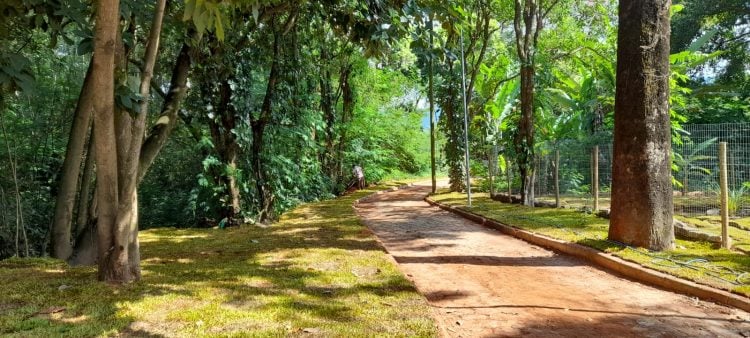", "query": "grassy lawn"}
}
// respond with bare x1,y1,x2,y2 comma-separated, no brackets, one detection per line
0,183,436,337
674,215,750,252
432,191,750,297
